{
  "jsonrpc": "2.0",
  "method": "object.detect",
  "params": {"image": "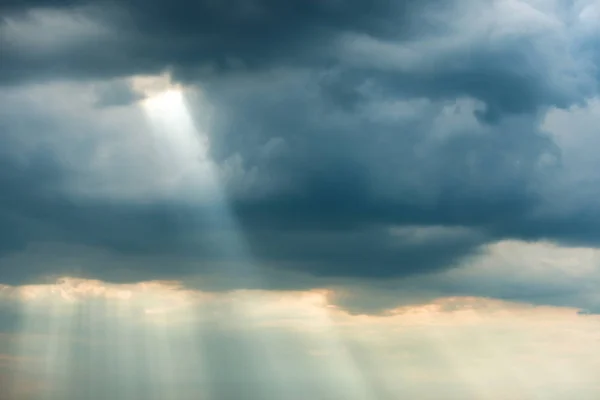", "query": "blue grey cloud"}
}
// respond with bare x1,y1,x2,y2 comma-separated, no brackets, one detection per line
0,0,599,307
